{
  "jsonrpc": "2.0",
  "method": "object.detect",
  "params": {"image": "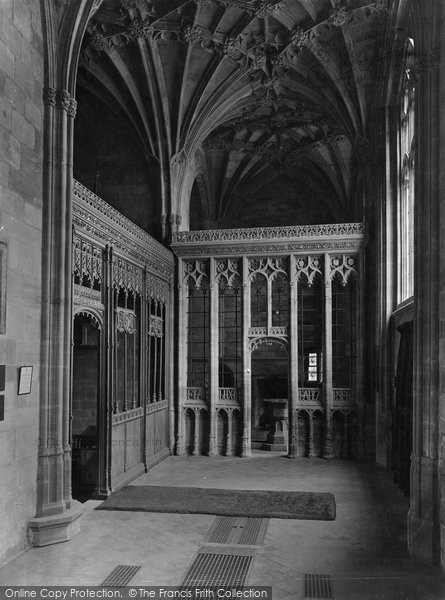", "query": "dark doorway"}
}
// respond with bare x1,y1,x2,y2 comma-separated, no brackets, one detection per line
71,314,100,502
250,342,288,448
391,320,413,495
